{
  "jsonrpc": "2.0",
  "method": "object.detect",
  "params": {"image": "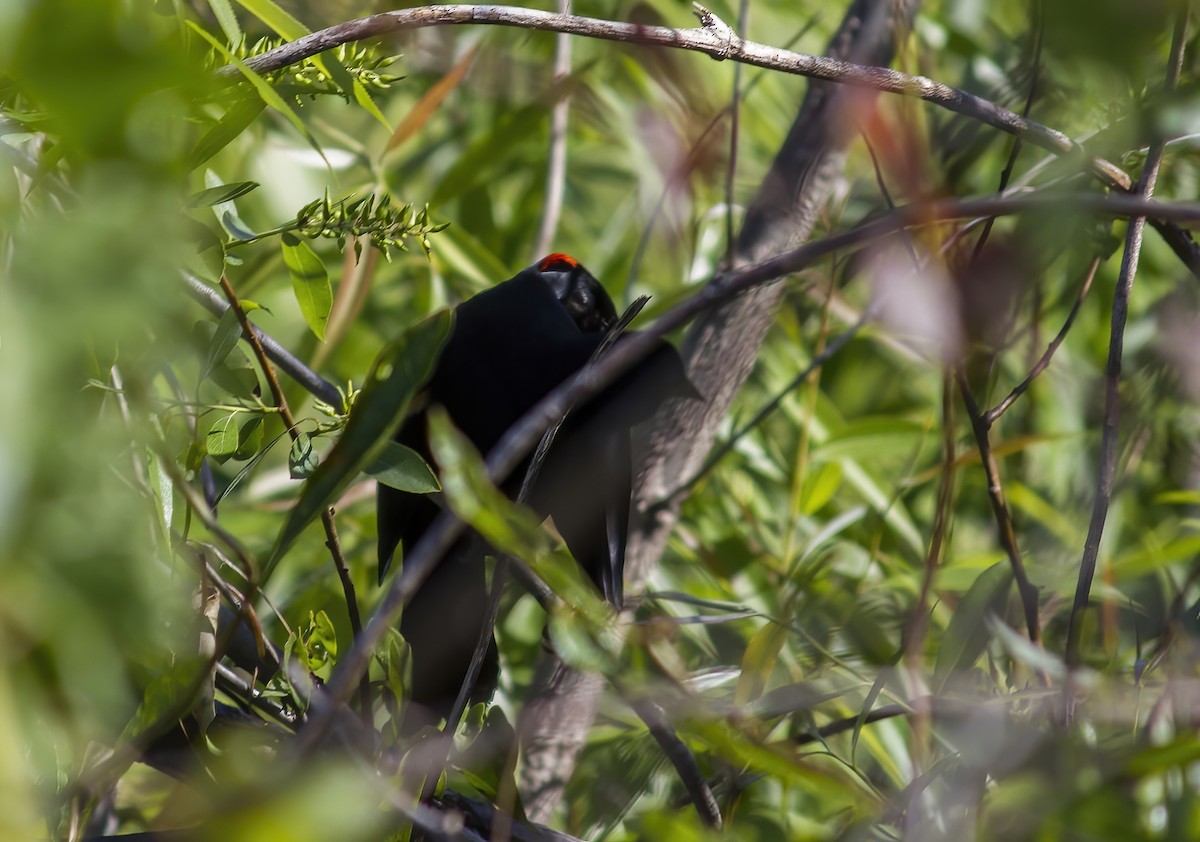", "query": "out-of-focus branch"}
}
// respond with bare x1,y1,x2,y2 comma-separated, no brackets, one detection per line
533,0,572,258
1064,10,1188,675
519,0,919,820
